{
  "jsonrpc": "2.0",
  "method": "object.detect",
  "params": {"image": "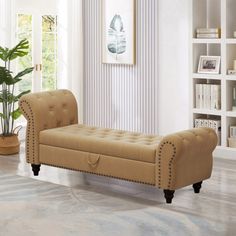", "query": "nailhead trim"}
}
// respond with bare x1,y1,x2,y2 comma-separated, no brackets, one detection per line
19,91,77,165
19,100,36,164
157,141,177,189
40,162,156,186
